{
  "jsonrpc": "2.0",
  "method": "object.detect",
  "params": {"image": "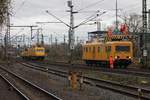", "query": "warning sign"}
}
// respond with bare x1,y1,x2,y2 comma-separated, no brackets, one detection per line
143,50,147,57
